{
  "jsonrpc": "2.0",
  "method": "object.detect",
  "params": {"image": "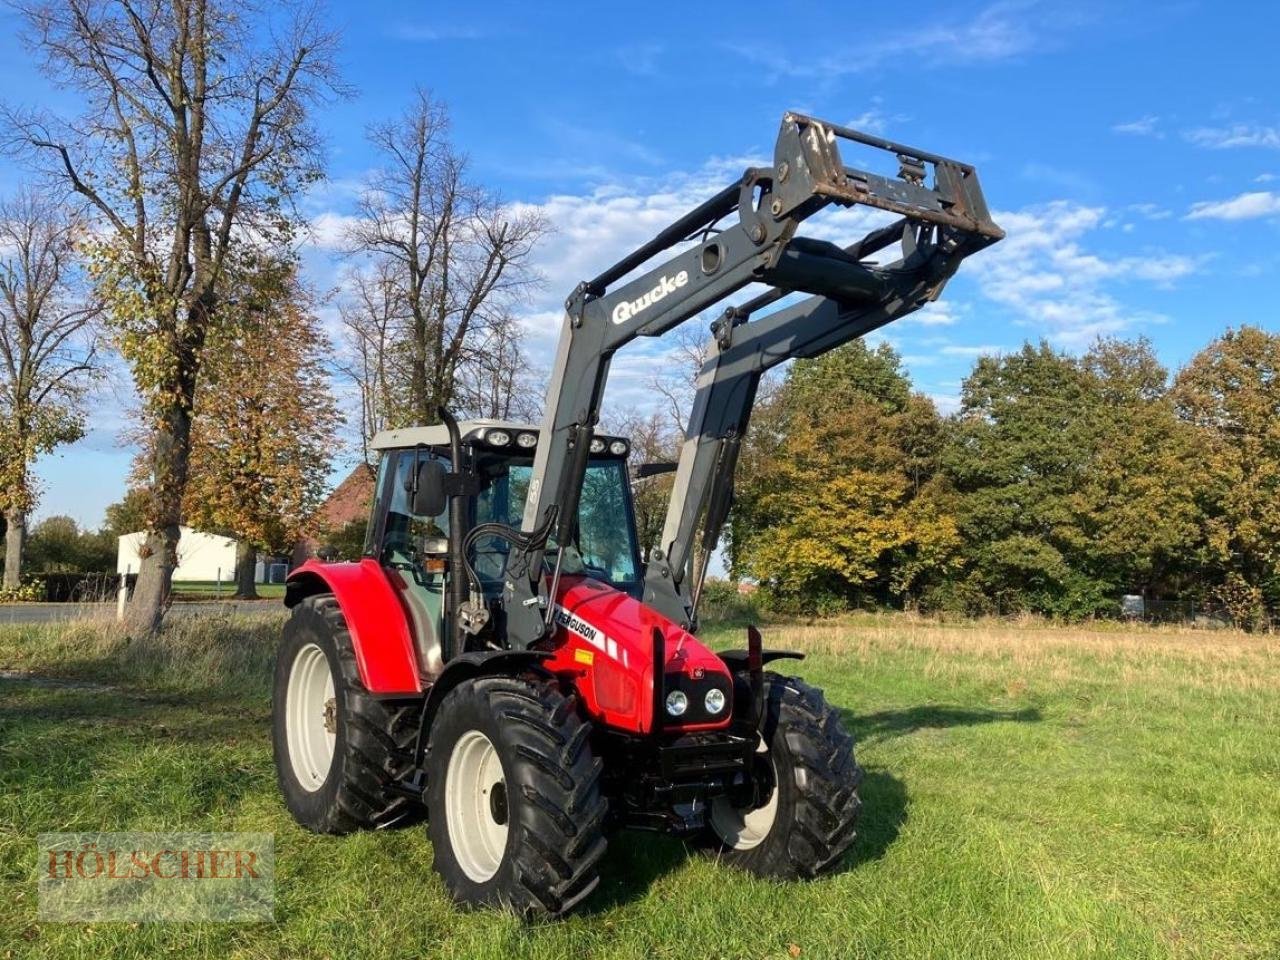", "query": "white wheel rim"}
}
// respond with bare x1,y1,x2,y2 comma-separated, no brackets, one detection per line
445,730,509,882
710,751,780,851
286,642,336,792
